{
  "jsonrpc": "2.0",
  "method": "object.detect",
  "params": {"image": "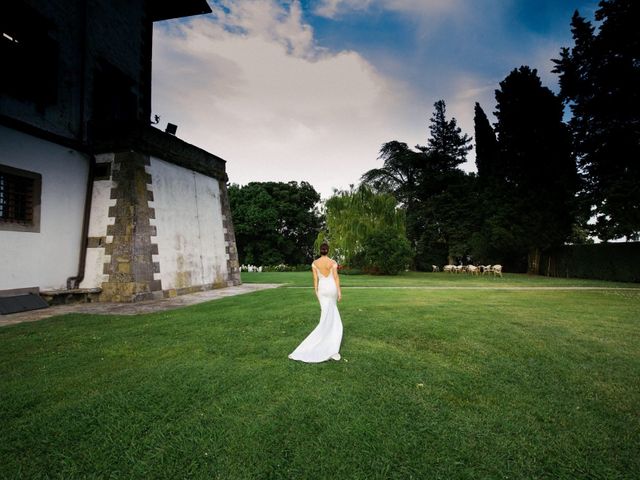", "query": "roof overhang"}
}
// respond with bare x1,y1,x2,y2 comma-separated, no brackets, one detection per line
150,0,212,22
